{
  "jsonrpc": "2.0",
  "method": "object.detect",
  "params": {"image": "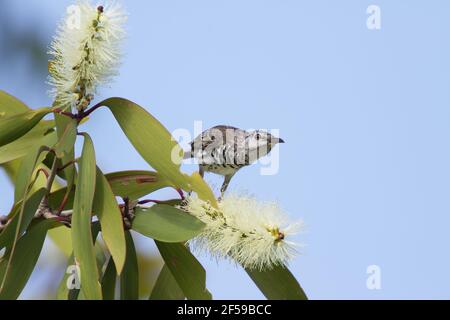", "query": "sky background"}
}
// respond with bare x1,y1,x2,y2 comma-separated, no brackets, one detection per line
1,0,450,299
